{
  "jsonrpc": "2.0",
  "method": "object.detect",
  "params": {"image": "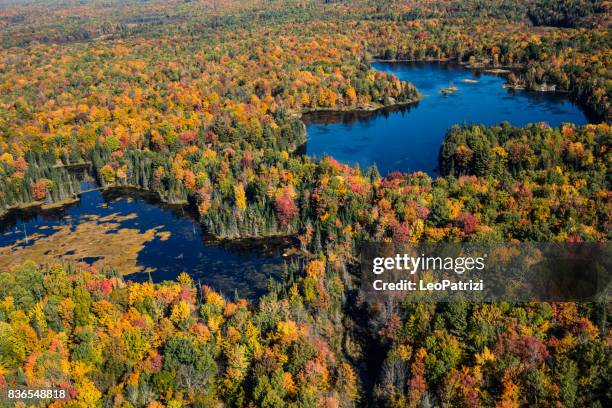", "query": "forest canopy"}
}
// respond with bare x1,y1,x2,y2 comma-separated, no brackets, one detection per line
0,1,610,407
